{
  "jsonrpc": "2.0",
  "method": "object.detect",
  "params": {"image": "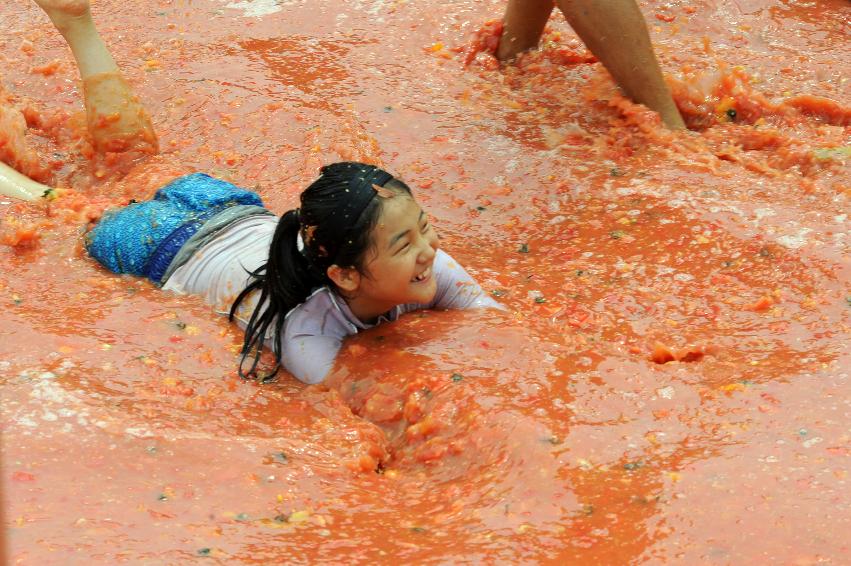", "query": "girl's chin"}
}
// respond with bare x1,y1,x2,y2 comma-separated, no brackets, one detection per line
404,281,436,303
418,282,438,303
